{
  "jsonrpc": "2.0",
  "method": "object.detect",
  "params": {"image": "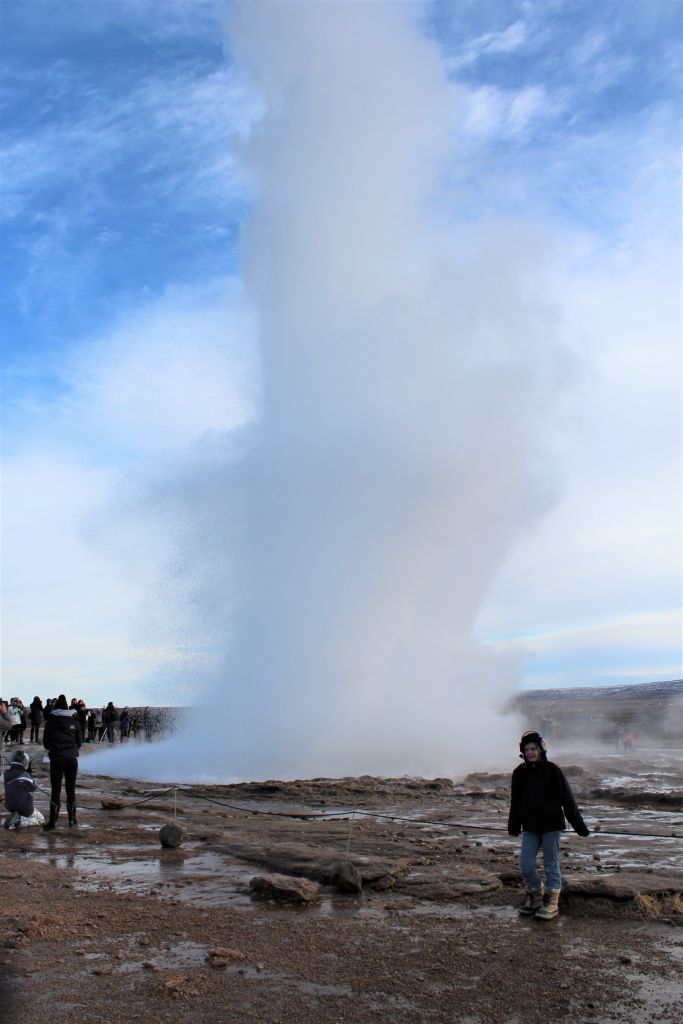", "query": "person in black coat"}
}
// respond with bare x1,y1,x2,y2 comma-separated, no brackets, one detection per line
43,693,83,829
75,700,88,742
29,697,44,743
508,730,589,920
102,702,119,743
